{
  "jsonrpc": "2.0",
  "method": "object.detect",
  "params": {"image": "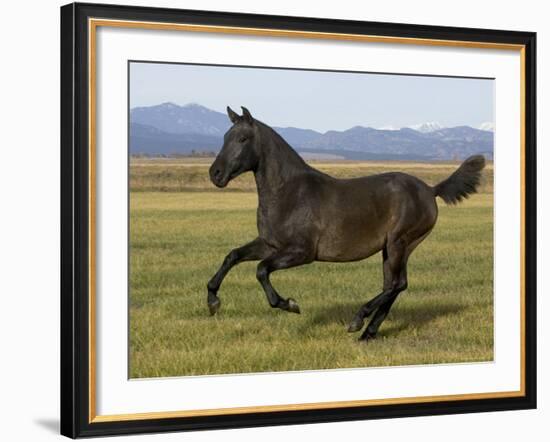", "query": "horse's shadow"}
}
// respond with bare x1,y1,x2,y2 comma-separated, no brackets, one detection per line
306,300,466,336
